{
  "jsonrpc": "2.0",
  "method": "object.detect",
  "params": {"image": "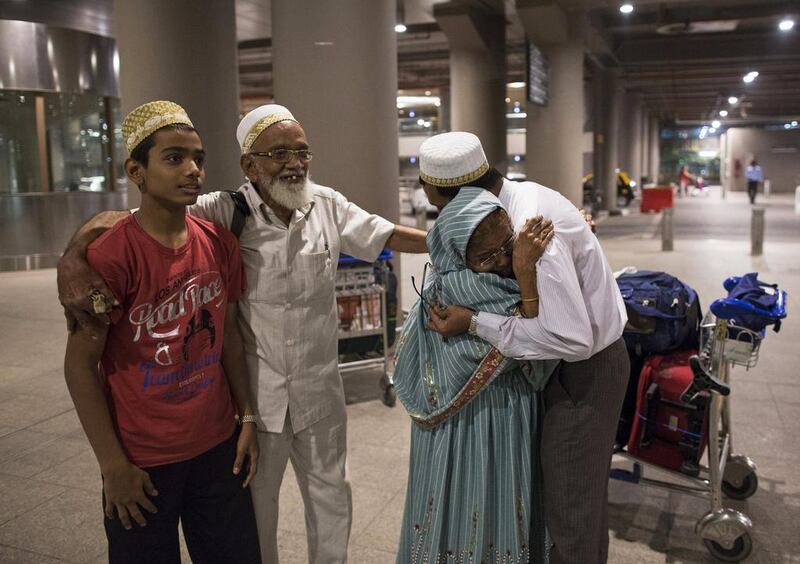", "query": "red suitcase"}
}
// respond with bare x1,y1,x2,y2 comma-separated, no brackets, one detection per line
627,349,709,476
